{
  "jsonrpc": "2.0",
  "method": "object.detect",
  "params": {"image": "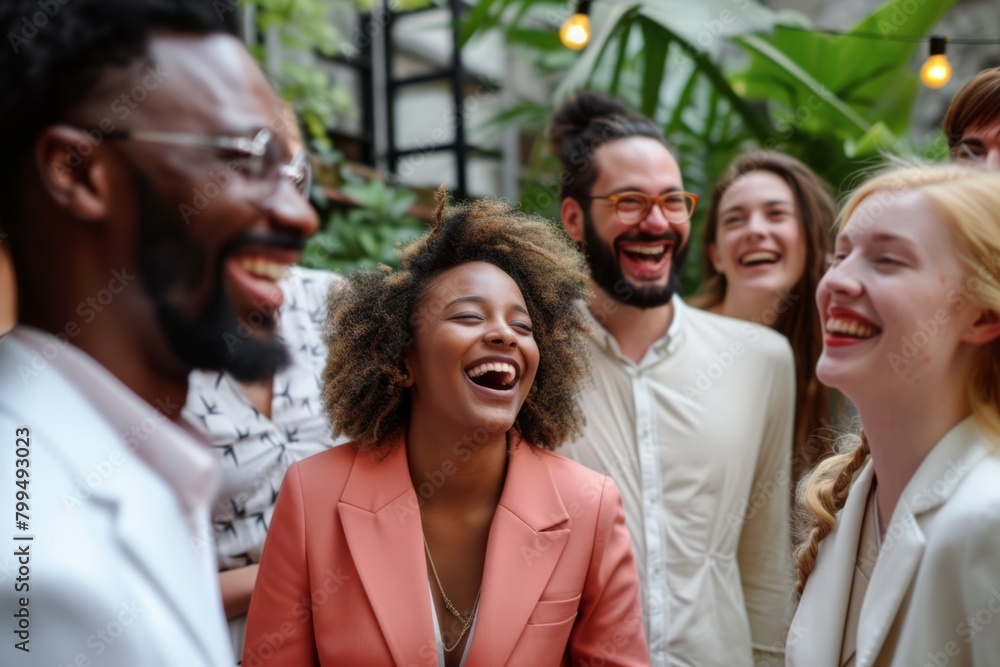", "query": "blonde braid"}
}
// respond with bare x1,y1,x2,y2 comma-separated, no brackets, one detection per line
793,434,871,597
